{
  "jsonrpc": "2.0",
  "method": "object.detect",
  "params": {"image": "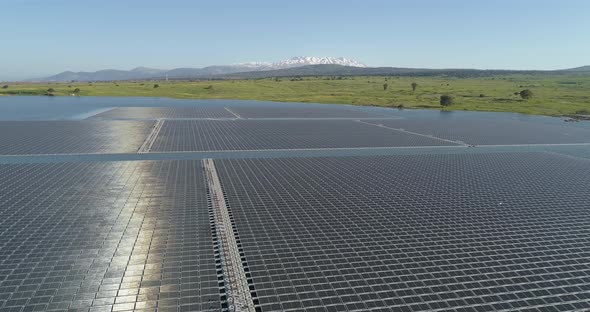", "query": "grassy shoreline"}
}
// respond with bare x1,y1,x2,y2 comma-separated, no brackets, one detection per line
1,75,589,117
